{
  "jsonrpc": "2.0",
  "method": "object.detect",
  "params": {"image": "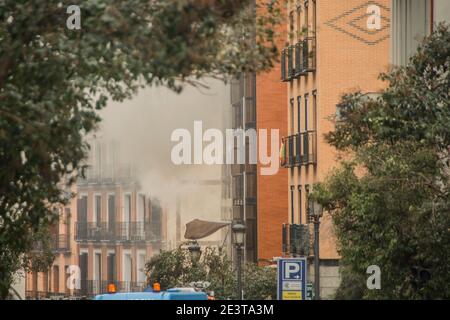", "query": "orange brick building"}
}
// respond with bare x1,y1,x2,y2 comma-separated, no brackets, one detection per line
256,0,288,264
229,0,288,265
281,0,390,297
25,140,167,299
